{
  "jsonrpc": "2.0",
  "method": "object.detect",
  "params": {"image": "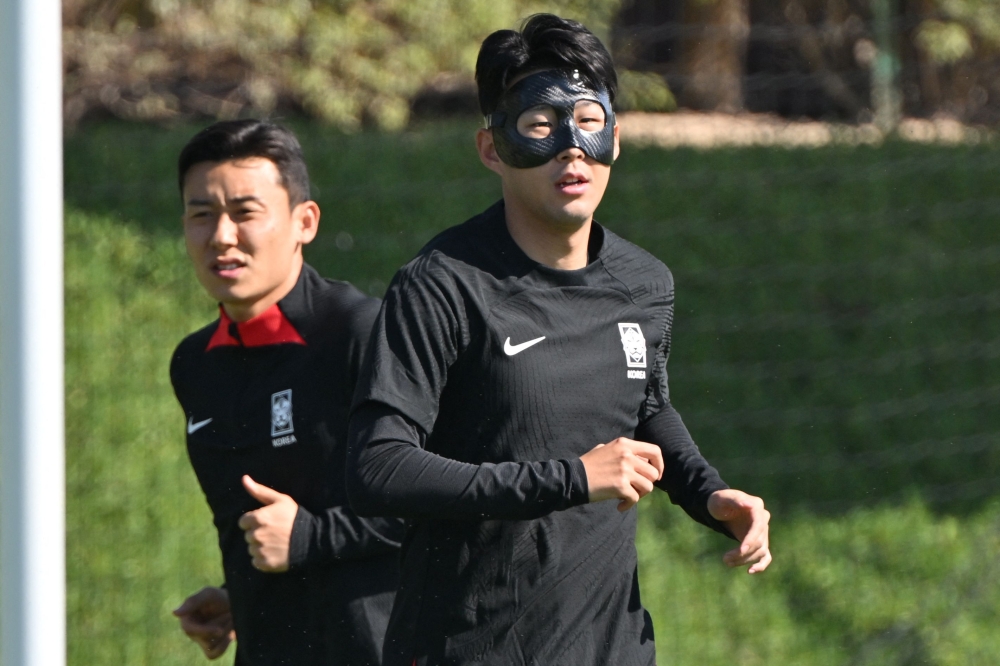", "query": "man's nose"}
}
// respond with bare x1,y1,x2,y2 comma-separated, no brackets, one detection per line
556,146,586,162
210,214,239,248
